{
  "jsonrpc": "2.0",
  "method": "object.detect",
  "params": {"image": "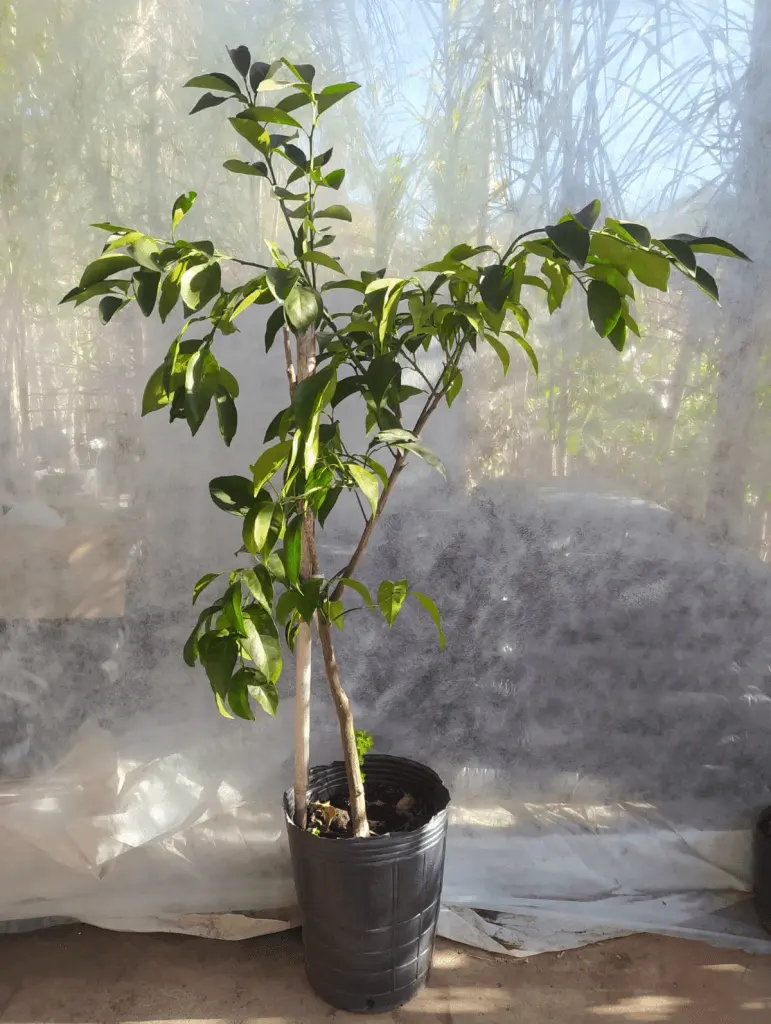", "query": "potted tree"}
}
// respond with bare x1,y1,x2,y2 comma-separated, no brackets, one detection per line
62,48,748,1013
